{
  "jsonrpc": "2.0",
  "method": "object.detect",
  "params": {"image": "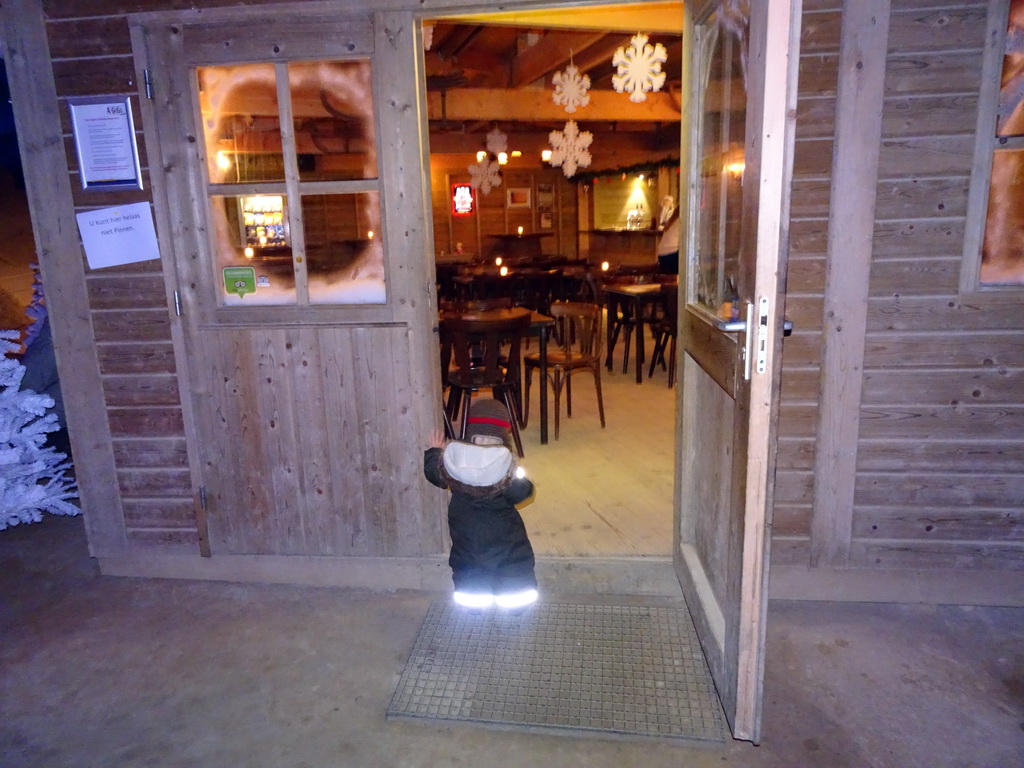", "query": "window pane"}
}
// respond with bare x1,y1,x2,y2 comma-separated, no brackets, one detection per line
981,148,1024,284
198,63,286,184
692,25,746,315
303,192,385,303
288,60,378,182
997,0,1024,137
209,194,297,305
